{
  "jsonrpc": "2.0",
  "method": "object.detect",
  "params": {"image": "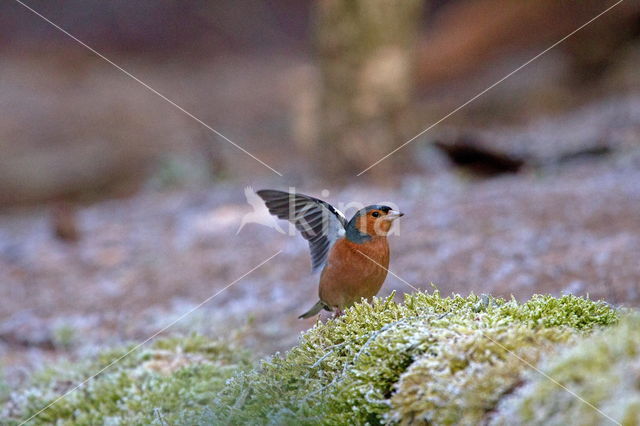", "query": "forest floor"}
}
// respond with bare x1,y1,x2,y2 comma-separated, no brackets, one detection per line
1,47,640,392
2,102,639,390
